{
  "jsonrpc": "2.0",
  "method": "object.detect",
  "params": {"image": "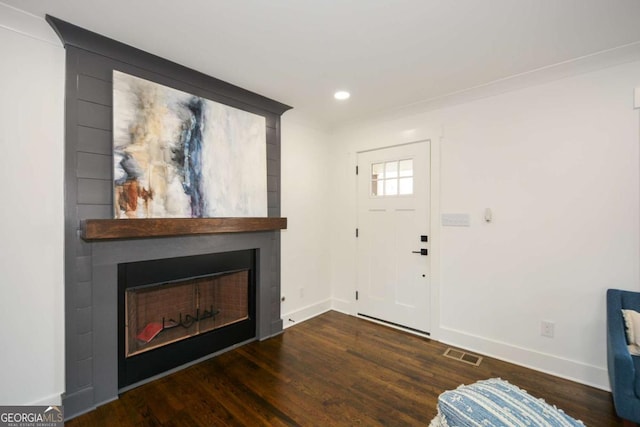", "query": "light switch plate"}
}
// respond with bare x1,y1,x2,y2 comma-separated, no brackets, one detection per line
441,213,470,227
